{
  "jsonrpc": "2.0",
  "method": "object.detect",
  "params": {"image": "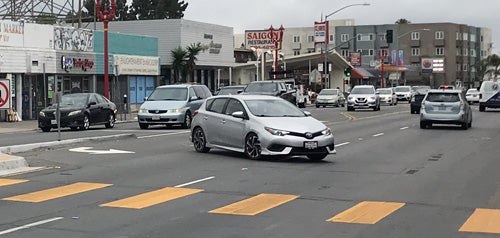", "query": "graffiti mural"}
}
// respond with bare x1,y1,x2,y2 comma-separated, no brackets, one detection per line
54,27,93,51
